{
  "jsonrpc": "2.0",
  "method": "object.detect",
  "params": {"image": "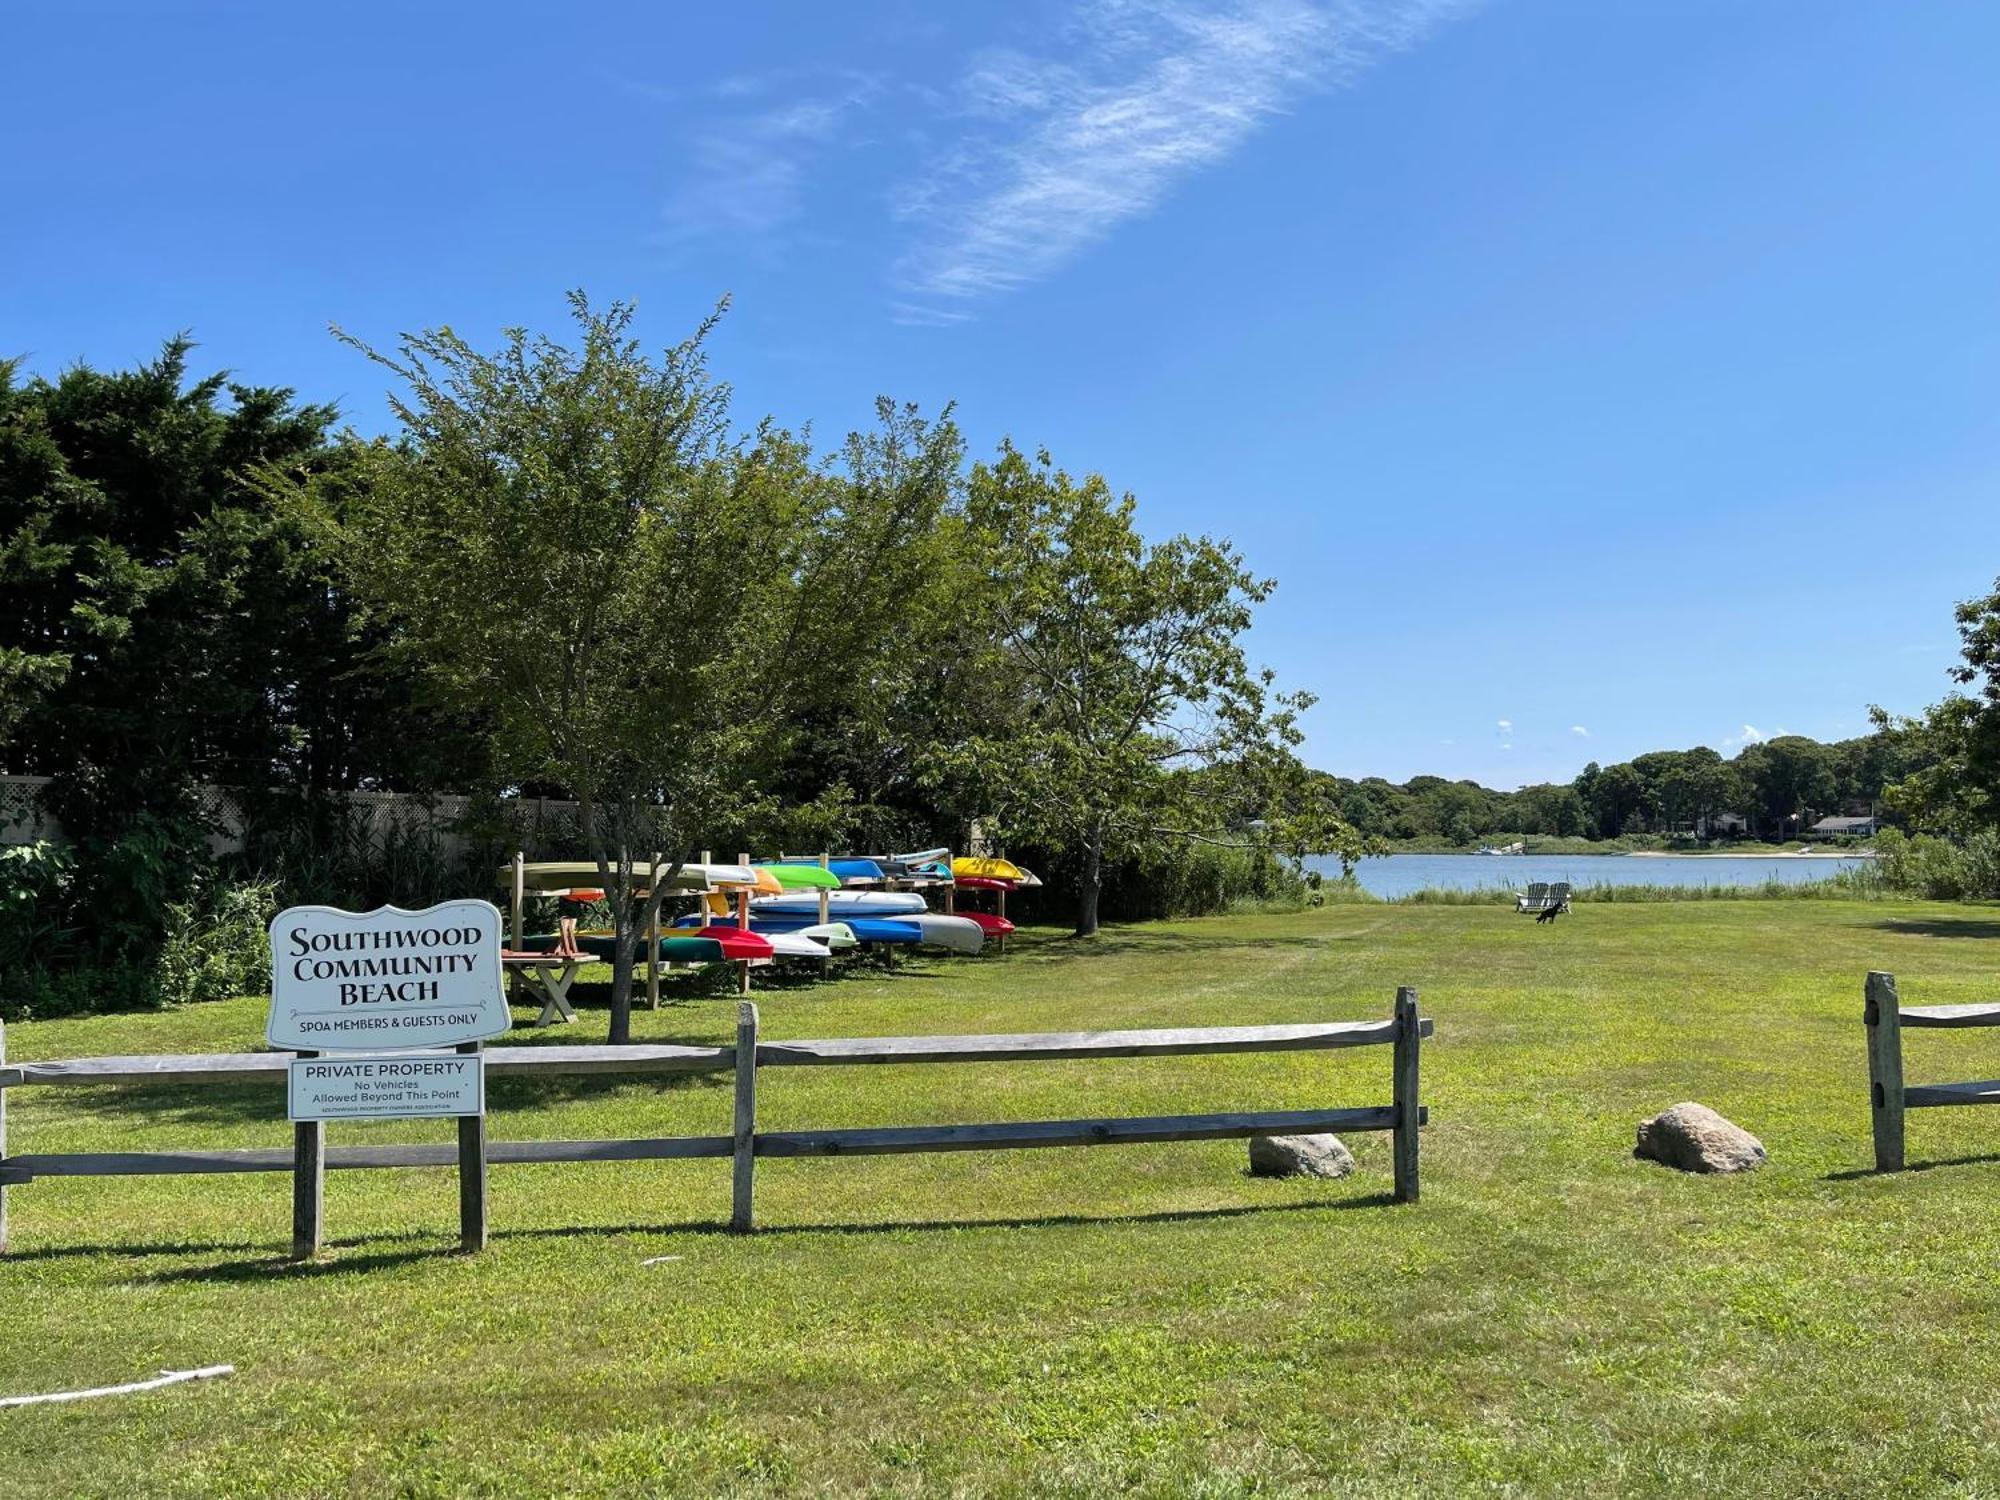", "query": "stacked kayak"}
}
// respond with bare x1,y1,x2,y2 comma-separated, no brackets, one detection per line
959,911,1016,940
755,862,842,891
856,848,955,882
524,929,775,964
678,927,773,961
795,921,860,952
897,912,986,954
951,856,1042,887
751,890,928,917
507,848,1016,971
506,860,776,894
686,911,920,946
